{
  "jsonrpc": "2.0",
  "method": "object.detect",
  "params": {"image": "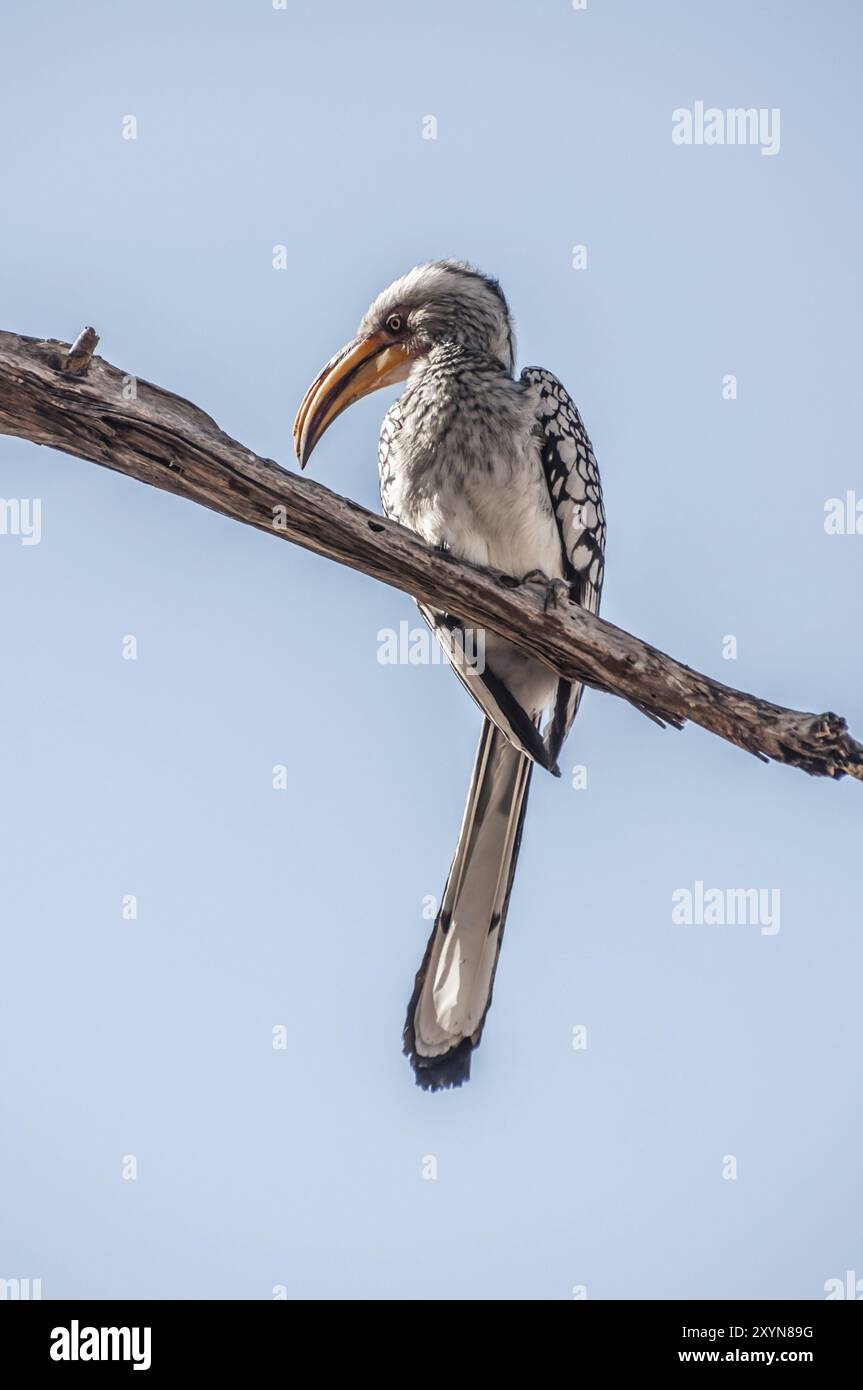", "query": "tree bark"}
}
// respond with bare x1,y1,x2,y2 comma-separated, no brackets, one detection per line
0,326,860,782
